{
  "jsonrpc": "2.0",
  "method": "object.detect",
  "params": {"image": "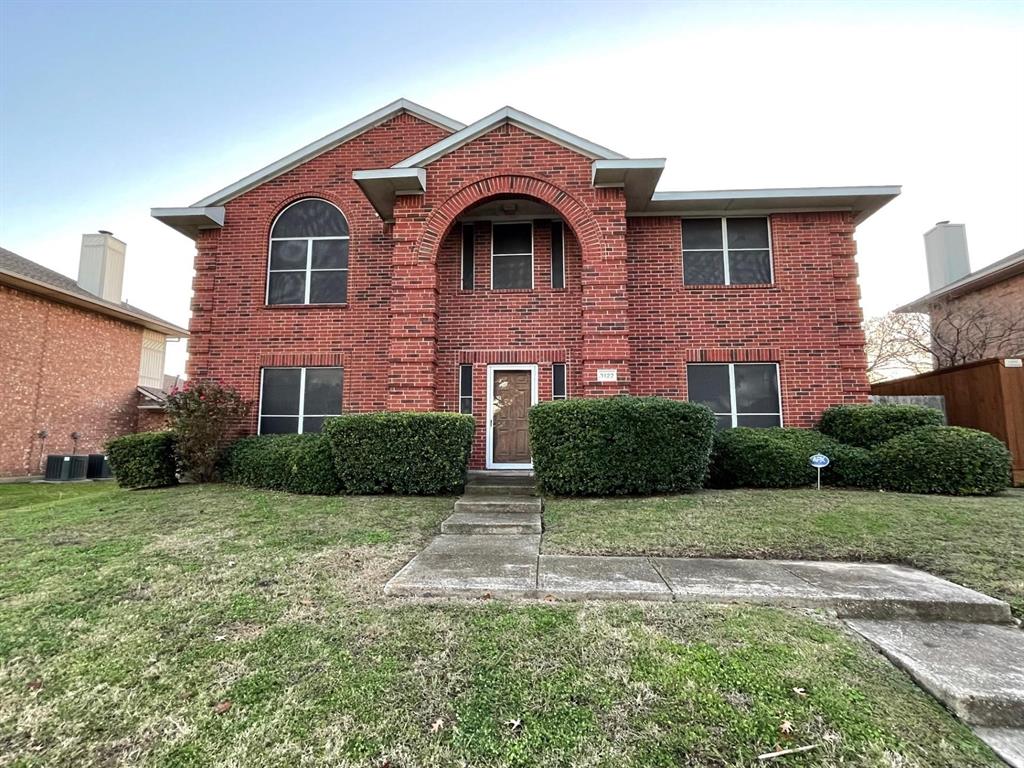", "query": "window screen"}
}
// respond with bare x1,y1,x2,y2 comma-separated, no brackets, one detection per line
550,221,565,289
686,363,781,428
268,199,350,304
259,367,343,434
552,363,567,400
492,222,533,289
461,224,474,290
682,217,772,286
459,364,473,414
